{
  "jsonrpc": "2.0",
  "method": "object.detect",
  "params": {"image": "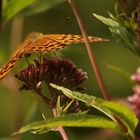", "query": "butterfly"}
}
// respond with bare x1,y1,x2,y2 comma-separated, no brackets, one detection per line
0,32,109,80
